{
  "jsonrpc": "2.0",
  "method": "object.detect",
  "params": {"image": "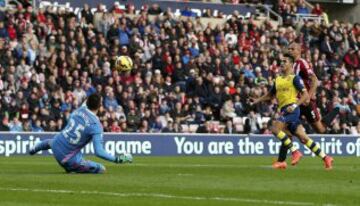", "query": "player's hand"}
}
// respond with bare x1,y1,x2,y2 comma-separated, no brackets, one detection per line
115,153,133,164
308,92,316,100
304,99,310,106
286,104,298,113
